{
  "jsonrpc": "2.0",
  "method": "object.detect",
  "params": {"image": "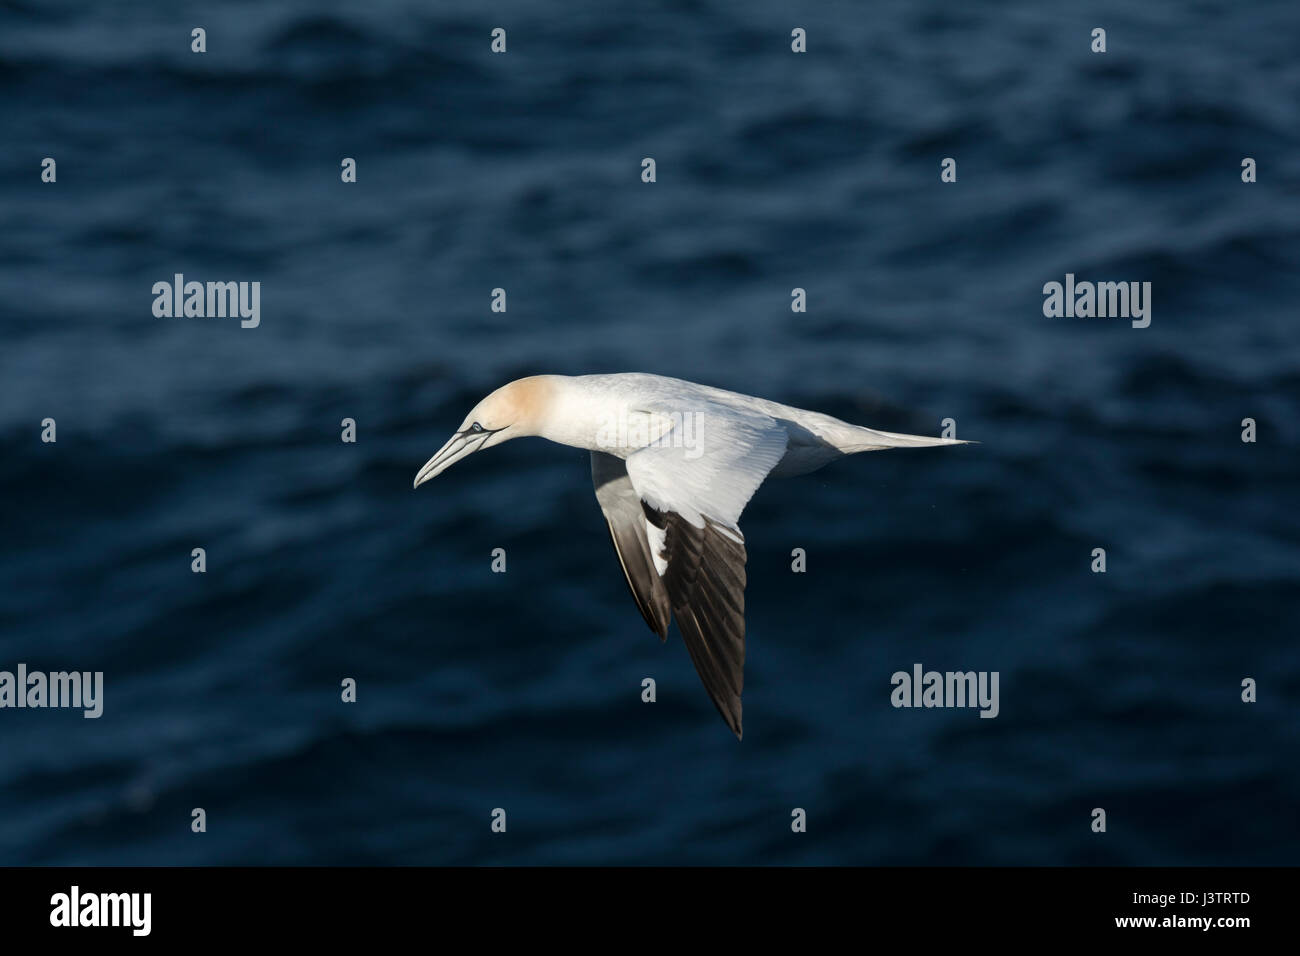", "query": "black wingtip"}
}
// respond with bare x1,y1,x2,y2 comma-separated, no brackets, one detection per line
722,700,743,740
